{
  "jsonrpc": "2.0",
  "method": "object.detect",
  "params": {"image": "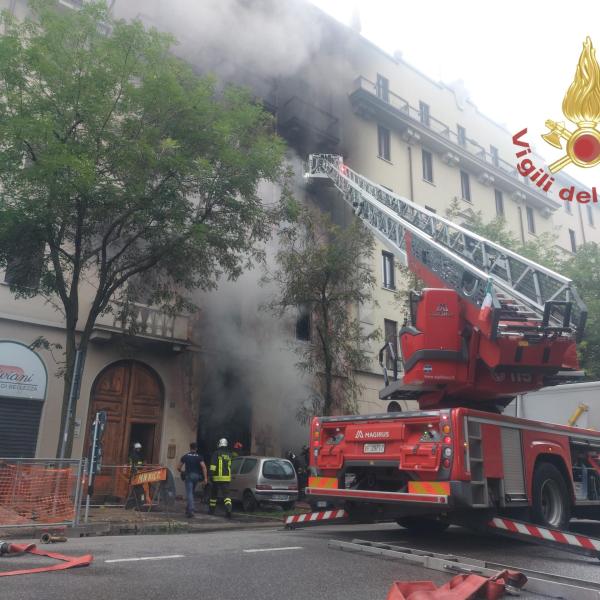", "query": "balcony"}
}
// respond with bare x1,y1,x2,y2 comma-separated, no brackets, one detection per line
92,302,190,352
349,76,560,212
